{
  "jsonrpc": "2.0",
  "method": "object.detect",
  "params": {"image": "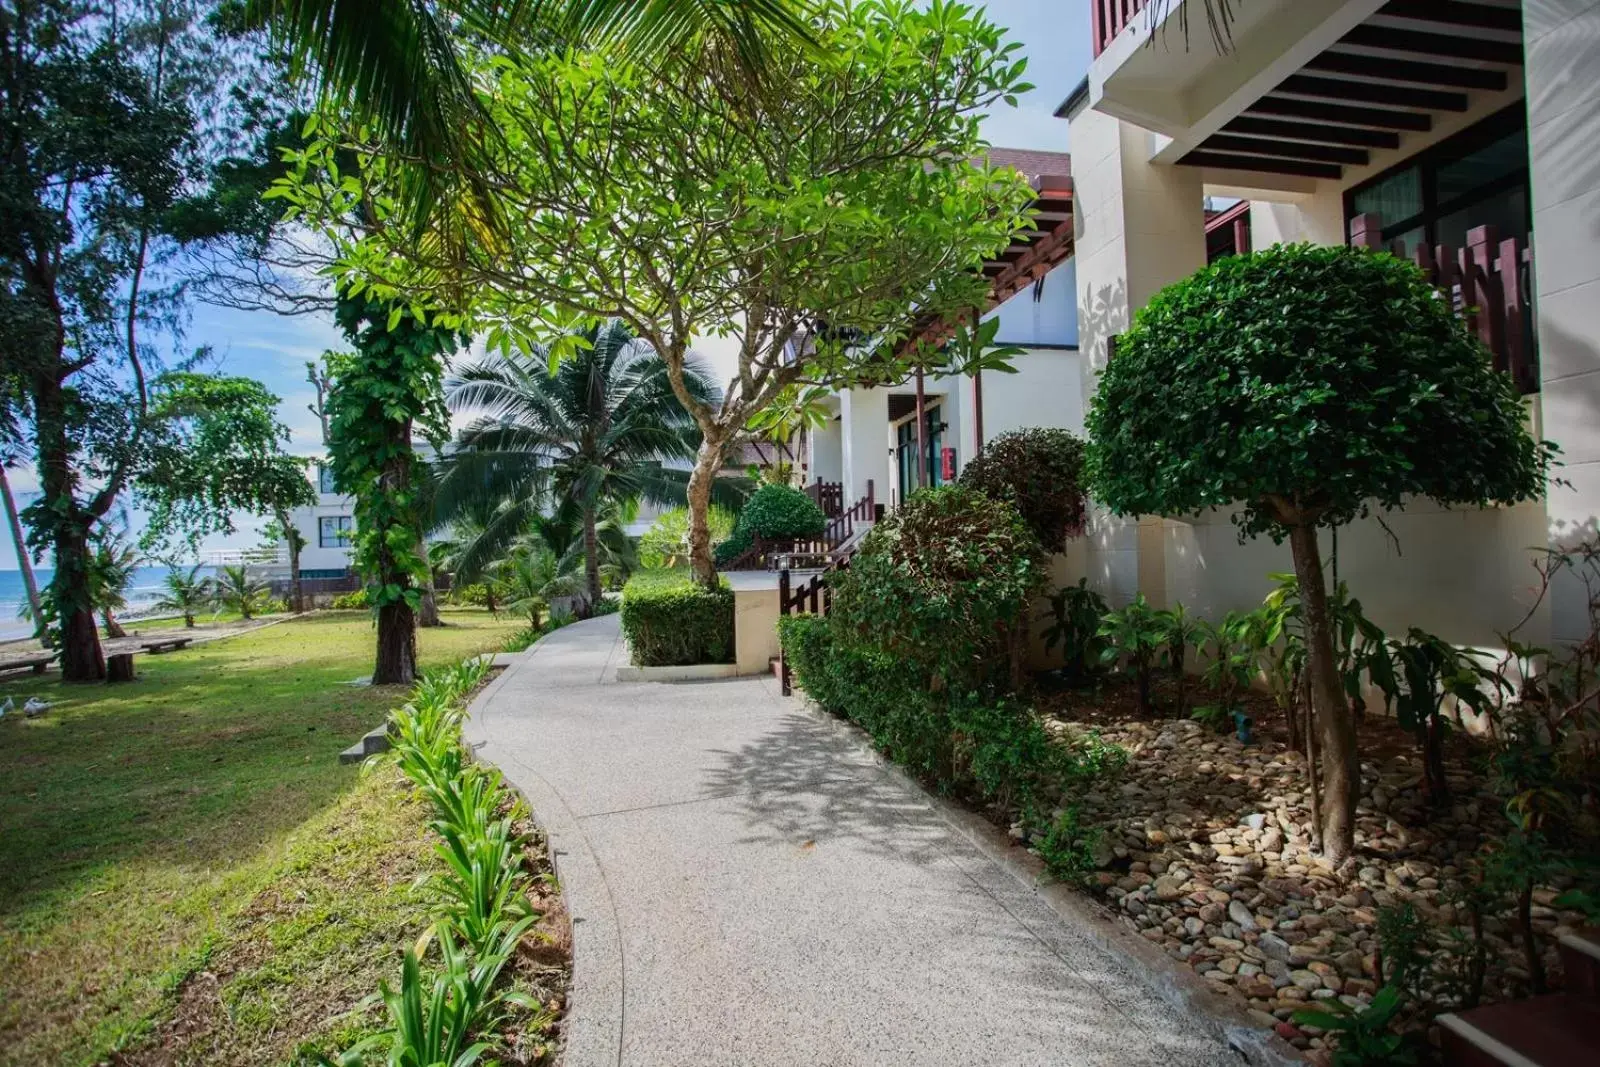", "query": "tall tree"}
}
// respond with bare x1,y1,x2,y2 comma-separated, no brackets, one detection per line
276,0,1035,588
437,320,719,609
322,293,456,685
1086,245,1551,861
